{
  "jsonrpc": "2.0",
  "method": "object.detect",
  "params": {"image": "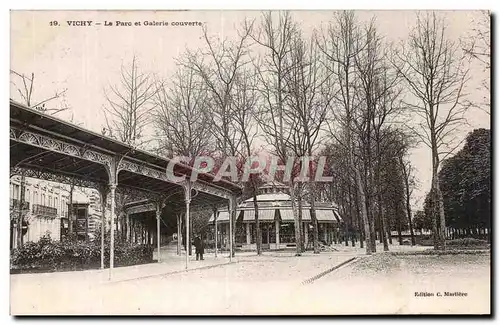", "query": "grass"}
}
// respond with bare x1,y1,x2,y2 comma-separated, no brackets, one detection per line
350,251,490,276
389,249,490,256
